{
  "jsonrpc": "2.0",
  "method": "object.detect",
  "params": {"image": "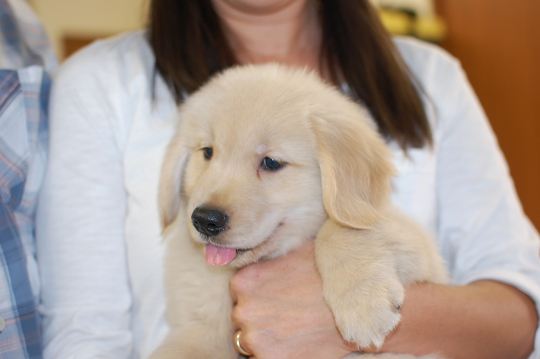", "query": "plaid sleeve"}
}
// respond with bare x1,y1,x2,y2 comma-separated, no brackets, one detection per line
0,0,56,357
0,67,49,358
